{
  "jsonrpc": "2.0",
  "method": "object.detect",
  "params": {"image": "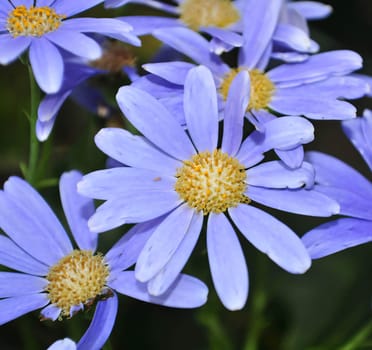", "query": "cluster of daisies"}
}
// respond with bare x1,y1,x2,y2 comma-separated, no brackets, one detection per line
0,0,371,349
